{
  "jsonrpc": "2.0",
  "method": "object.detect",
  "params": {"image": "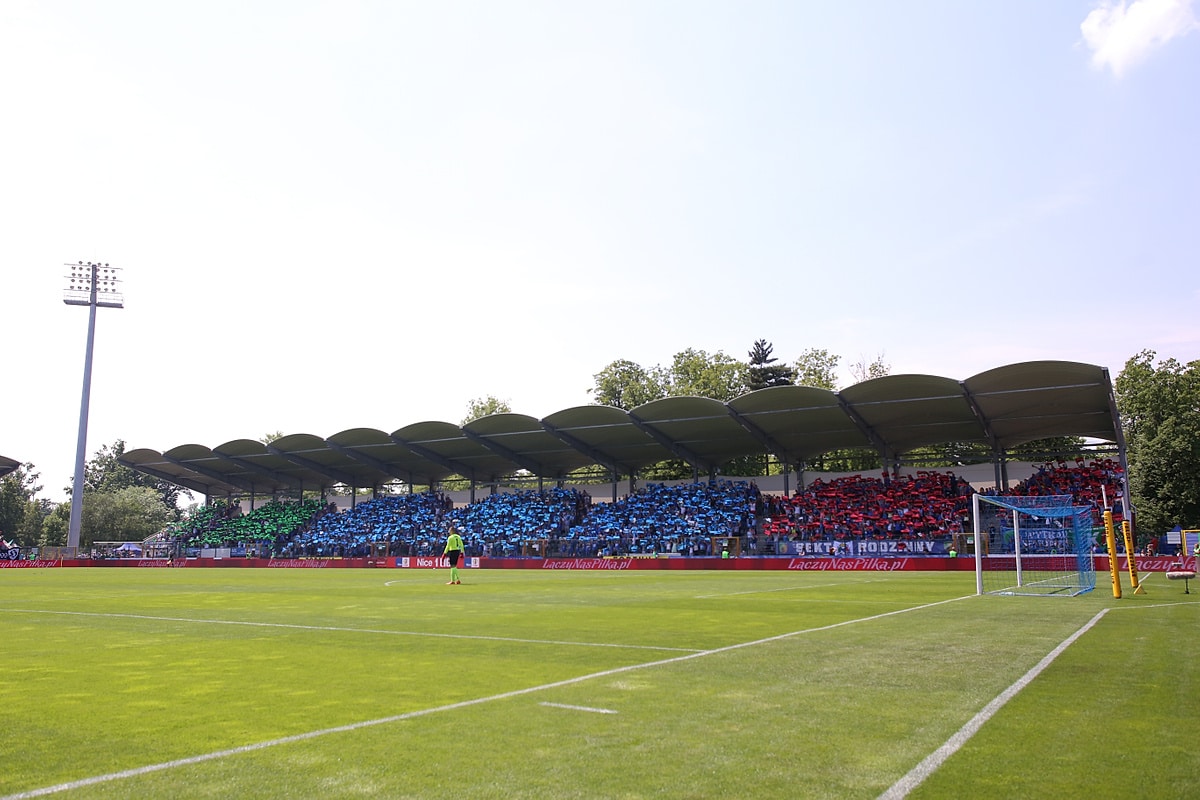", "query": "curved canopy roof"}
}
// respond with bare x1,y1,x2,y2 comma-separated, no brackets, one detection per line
0,454,20,480
119,360,1122,498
